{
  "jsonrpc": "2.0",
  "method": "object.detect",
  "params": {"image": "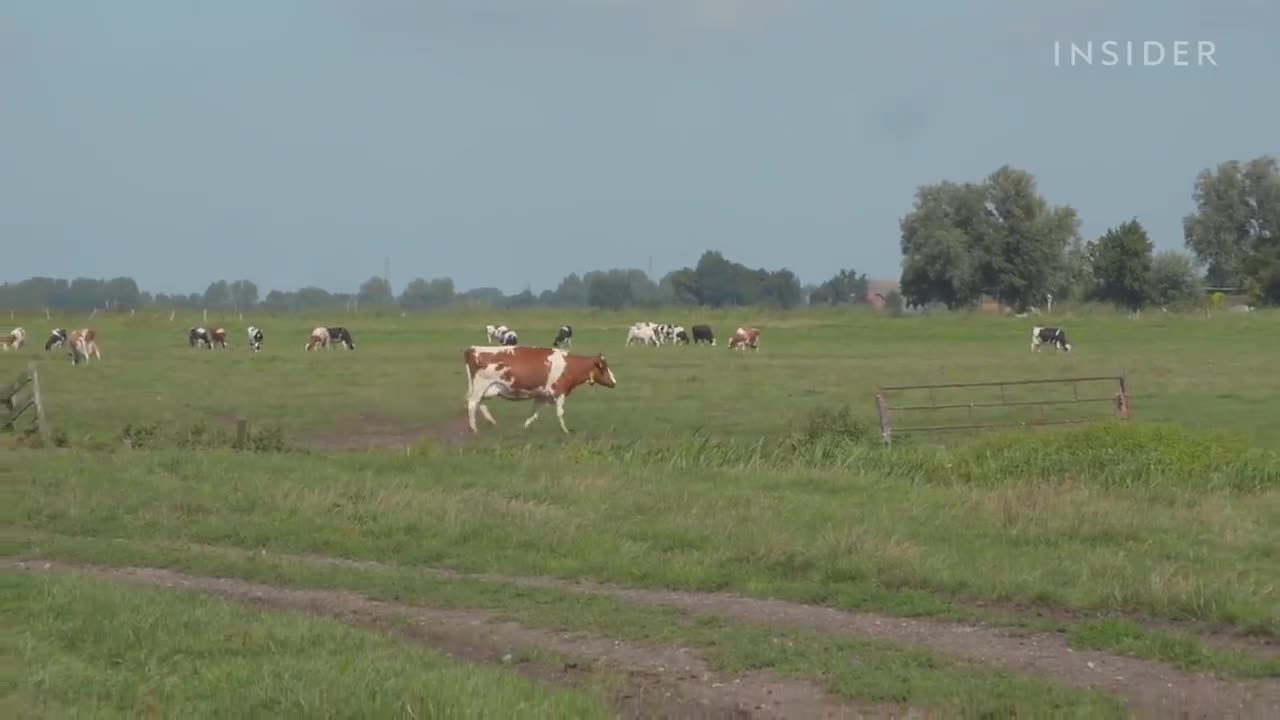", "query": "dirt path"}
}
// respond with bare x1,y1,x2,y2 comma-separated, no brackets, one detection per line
10,545,1280,718
5,560,888,720
268,550,1280,719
